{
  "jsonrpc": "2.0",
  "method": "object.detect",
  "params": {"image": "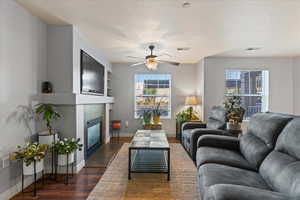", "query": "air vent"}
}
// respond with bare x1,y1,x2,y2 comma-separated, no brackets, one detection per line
182,2,191,8
246,47,261,51
177,47,191,51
